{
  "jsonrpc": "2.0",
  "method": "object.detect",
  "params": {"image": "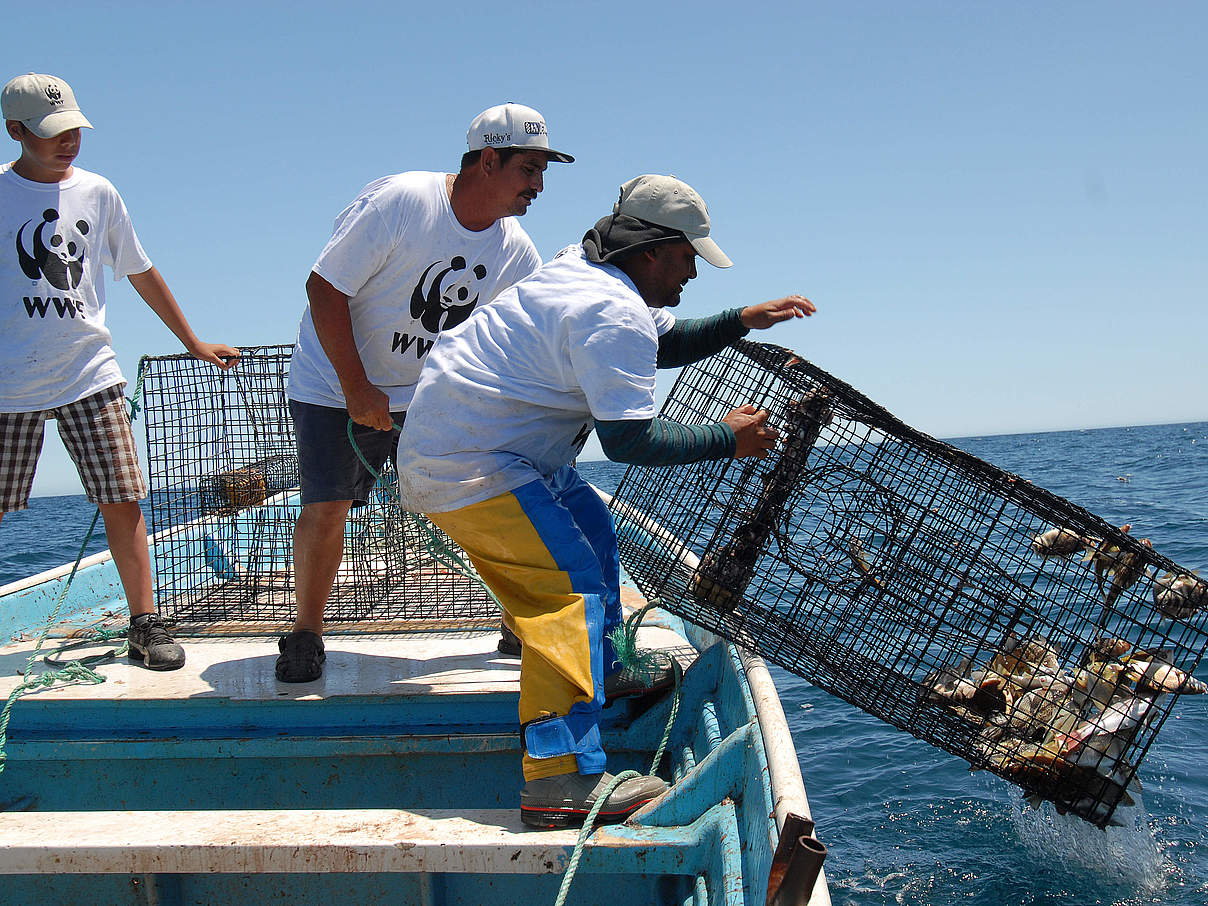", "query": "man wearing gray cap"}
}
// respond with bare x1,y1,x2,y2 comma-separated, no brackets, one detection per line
395,174,815,827
279,103,573,682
